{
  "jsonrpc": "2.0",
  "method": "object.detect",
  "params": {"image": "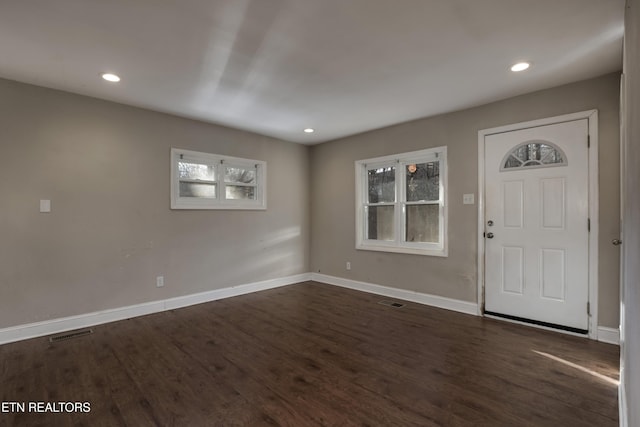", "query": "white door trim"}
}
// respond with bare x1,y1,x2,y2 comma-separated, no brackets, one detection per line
477,110,599,339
